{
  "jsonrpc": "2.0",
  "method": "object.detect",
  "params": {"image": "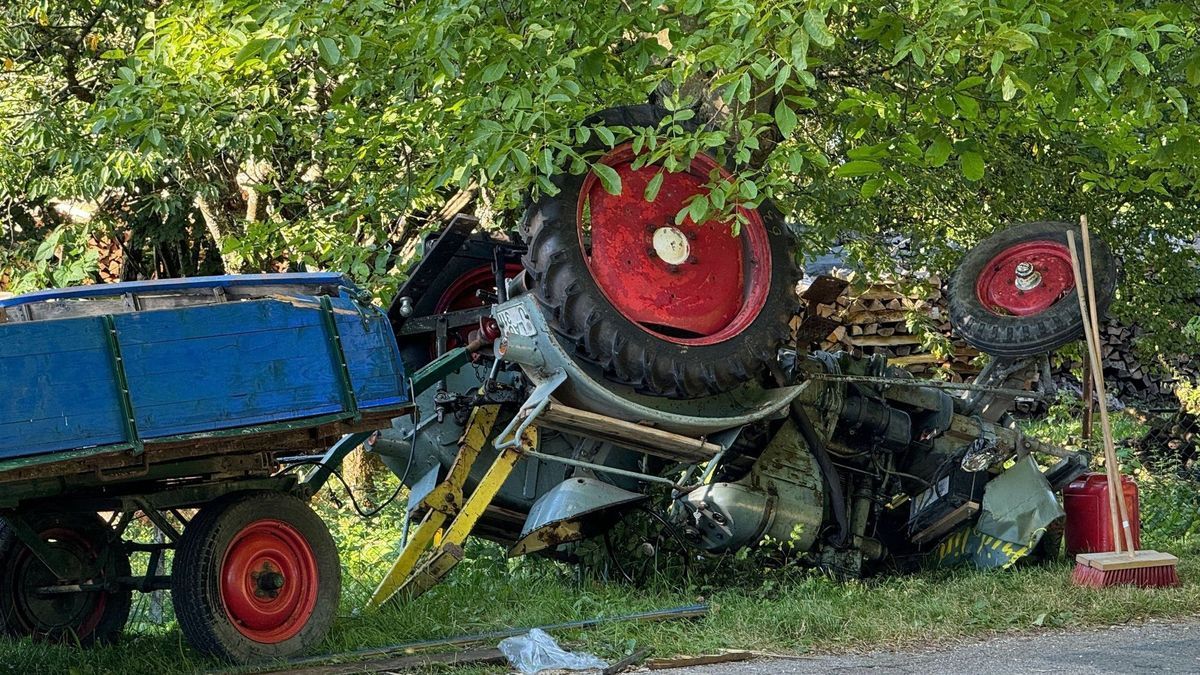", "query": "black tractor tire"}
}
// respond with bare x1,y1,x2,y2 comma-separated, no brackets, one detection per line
521,104,801,399
171,492,340,663
0,512,132,646
948,221,1117,358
